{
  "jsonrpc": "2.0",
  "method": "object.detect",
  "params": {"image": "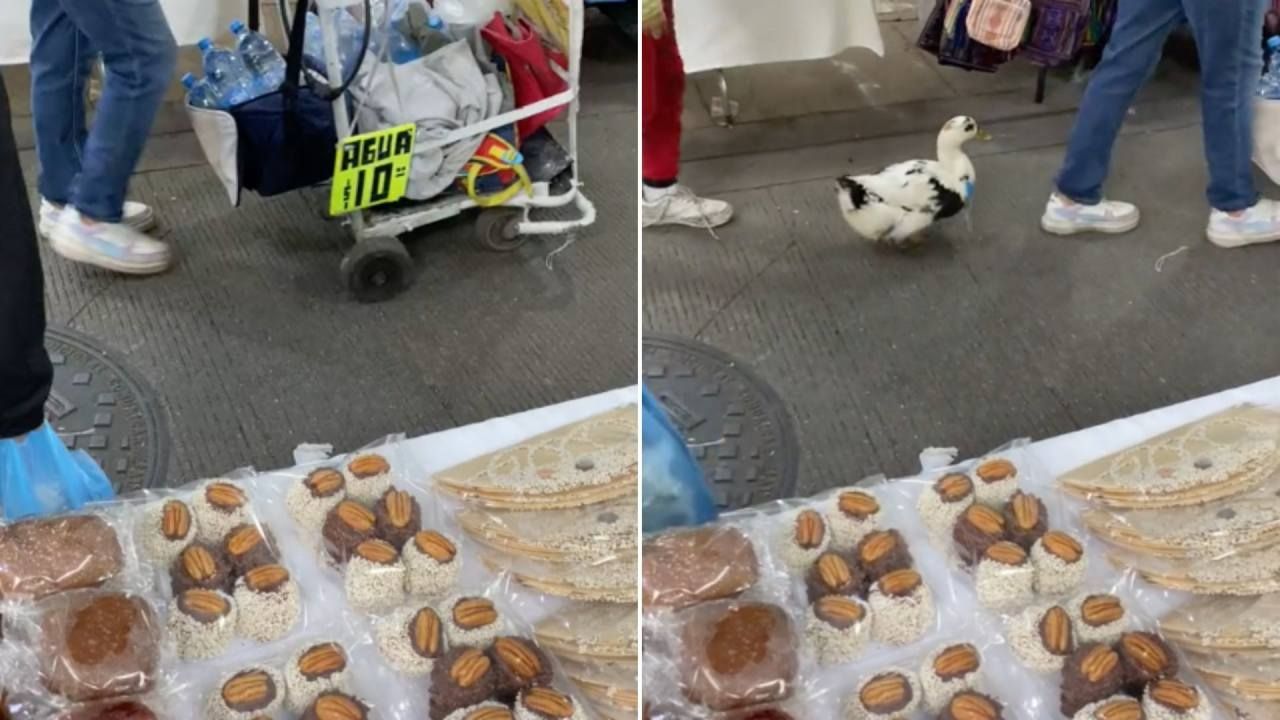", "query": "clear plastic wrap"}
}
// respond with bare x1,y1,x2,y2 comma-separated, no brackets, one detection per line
1106,543,1280,596
674,599,800,712
457,496,636,564
117,469,327,660
0,400,637,720
642,524,760,611
559,656,638,718
642,481,965,718
793,618,1033,719
0,505,142,601
1056,404,1280,510
1221,695,1280,719
998,574,1230,719
262,436,467,619
1185,652,1280,702
890,441,1095,615
23,589,163,704
1079,469,1280,561
477,547,636,604
1159,594,1280,656
430,405,637,511
532,601,637,666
